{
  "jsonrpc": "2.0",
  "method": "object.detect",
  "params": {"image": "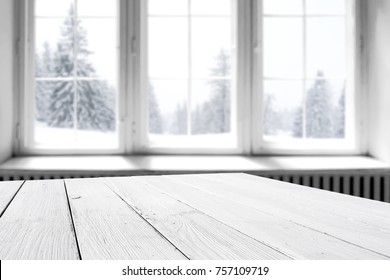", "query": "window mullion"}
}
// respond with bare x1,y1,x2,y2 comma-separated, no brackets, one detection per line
126,0,138,153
